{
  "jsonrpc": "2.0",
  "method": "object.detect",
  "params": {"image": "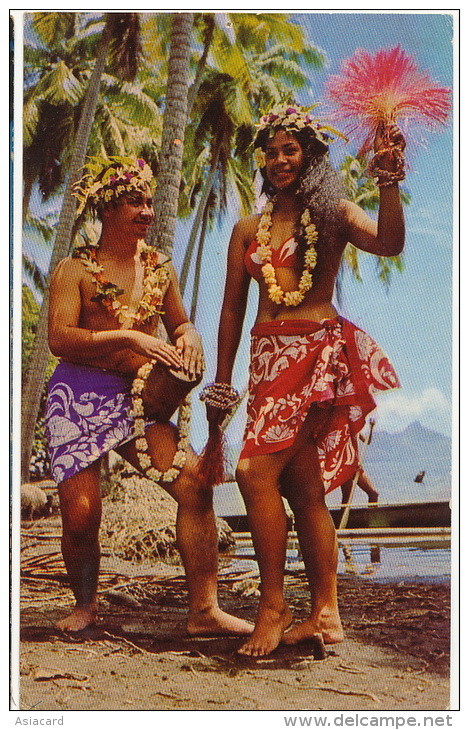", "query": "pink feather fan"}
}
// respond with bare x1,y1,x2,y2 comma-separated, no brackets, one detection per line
325,46,451,154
